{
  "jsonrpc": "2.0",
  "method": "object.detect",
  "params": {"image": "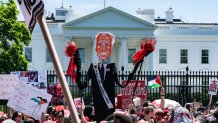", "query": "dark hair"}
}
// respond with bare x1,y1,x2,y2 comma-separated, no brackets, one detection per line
106,113,133,123
83,106,95,121
55,110,64,119
143,106,154,115
130,114,138,122
169,108,175,122
83,106,94,116
143,101,152,107
47,106,54,114
63,116,72,123
130,108,137,114
12,112,22,121
184,103,193,111
24,119,35,123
